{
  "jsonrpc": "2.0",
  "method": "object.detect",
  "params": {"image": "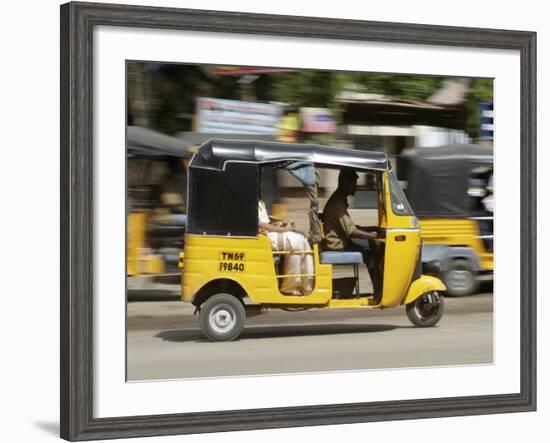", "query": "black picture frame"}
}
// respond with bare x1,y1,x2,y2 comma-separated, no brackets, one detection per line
60,1,537,441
